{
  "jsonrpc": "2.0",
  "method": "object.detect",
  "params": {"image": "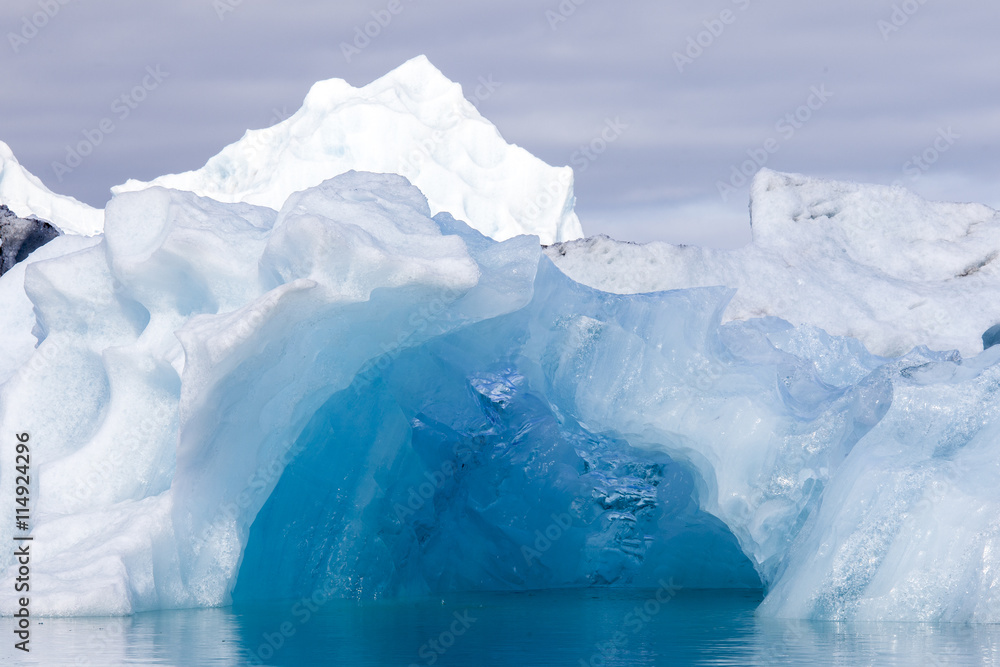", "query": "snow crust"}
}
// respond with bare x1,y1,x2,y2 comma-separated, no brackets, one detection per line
0,140,103,236
4,172,1000,623
112,56,582,245
547,169,1000,357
